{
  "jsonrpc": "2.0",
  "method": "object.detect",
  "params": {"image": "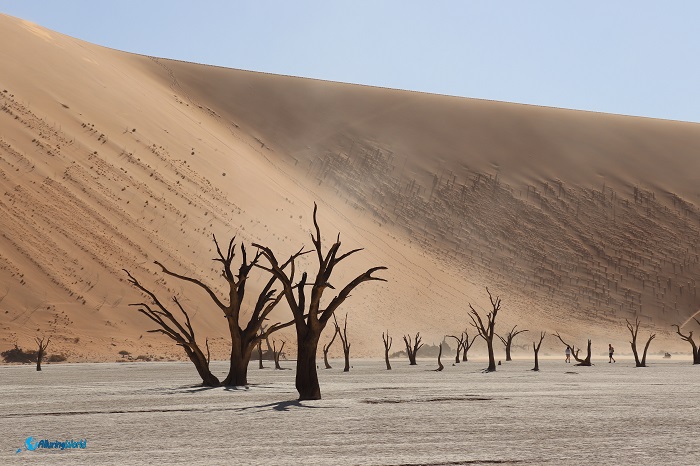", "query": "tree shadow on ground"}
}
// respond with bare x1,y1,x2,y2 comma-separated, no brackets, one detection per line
237,400,332,413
